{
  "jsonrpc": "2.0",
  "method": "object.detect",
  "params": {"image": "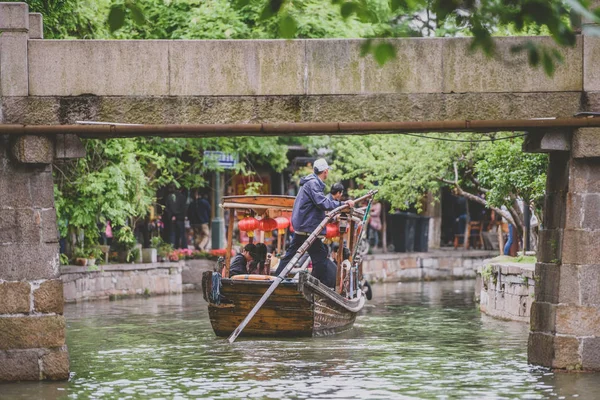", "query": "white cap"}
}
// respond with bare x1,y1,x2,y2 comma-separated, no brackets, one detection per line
313,158,331,172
